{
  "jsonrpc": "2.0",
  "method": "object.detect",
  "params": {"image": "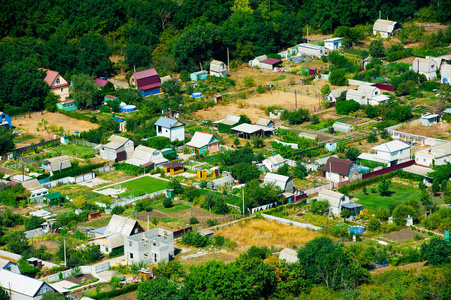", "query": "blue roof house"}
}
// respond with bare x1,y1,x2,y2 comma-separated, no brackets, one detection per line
0,112,12,129
155,117,185,142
